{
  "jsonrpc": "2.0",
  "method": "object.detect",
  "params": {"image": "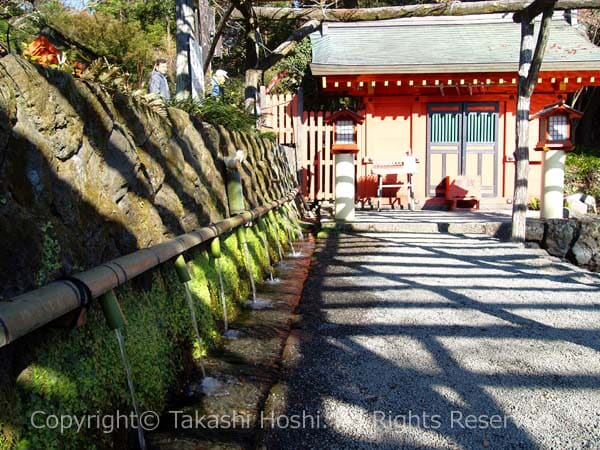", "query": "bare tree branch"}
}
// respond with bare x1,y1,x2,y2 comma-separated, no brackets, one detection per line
203,1,235,73
513,0,557,23
258,19,320,71
232,0,600,21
